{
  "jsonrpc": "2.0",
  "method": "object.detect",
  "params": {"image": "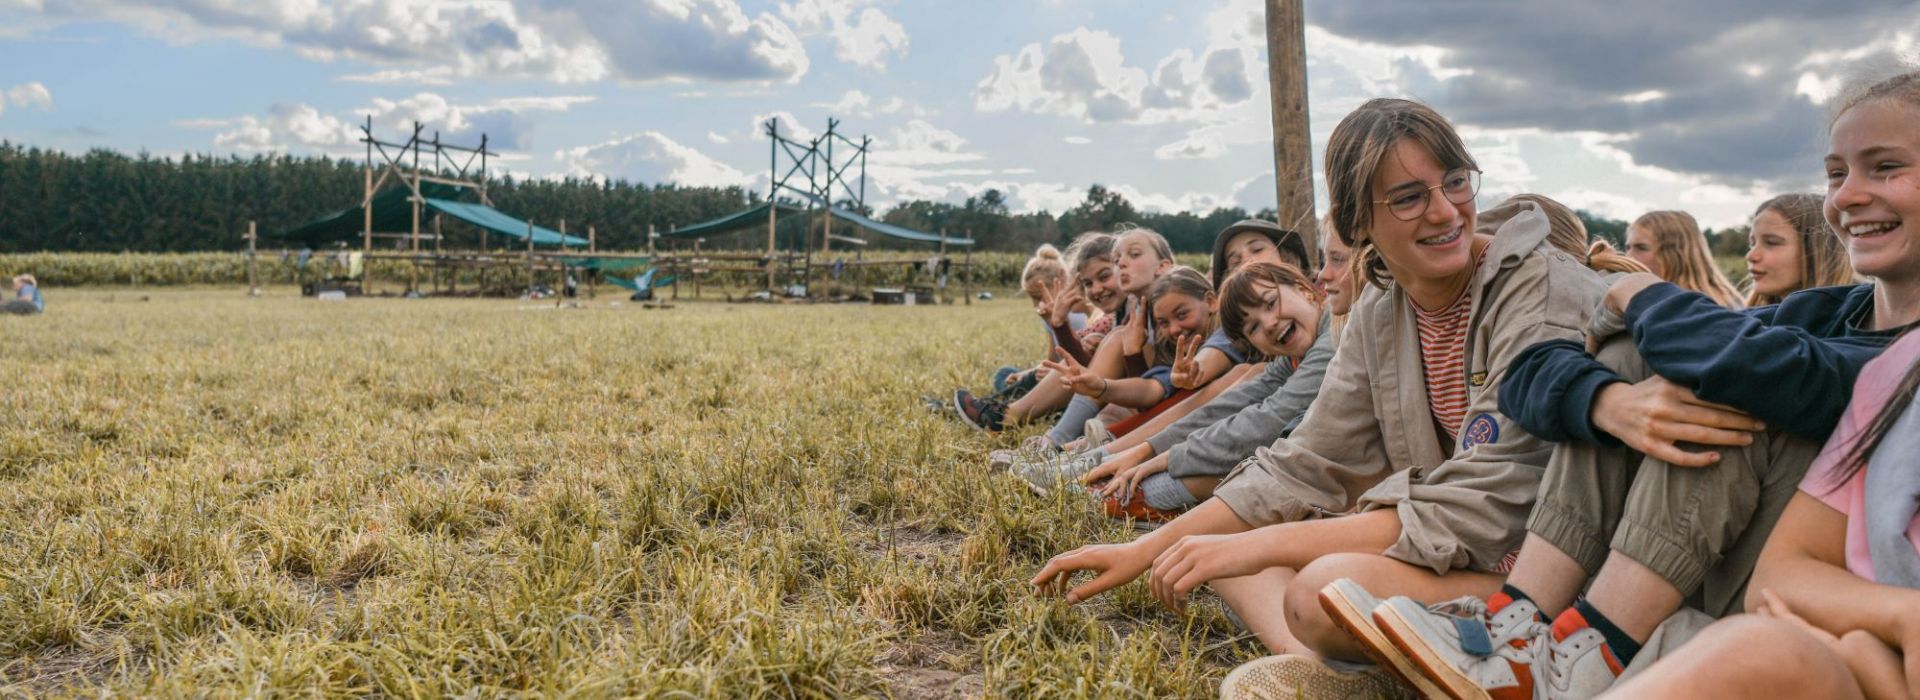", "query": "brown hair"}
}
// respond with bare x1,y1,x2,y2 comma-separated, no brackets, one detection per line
1825,329,1920,490
1146,265,1214,364
1632,210,1745,308
1747,193,1855,306
1021,244,1068,289
1503,193,1648,275
1063,231,1117,278
1220,261,1320,359
1325,98,1478,289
